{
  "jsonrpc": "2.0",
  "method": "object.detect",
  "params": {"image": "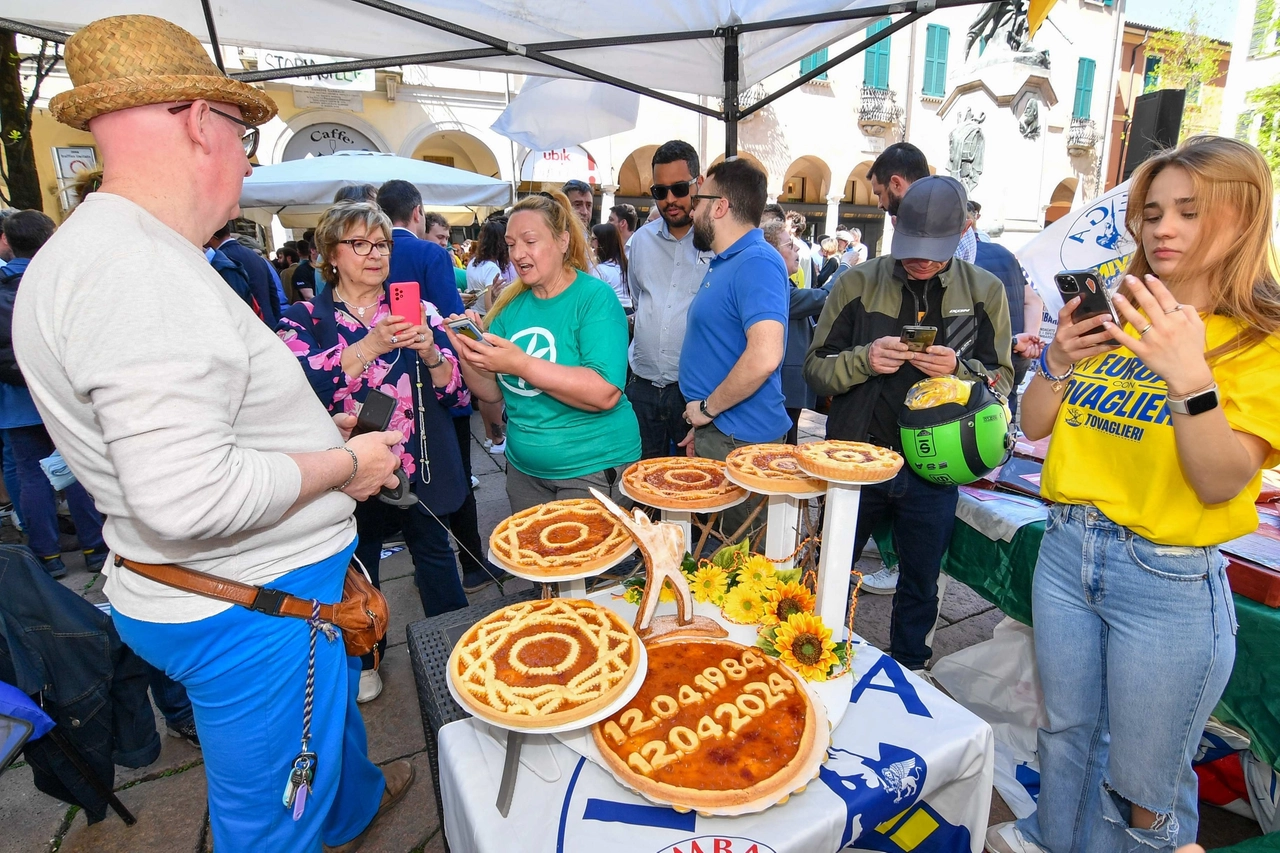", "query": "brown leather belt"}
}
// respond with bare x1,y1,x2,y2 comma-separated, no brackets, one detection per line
113,556,339,623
